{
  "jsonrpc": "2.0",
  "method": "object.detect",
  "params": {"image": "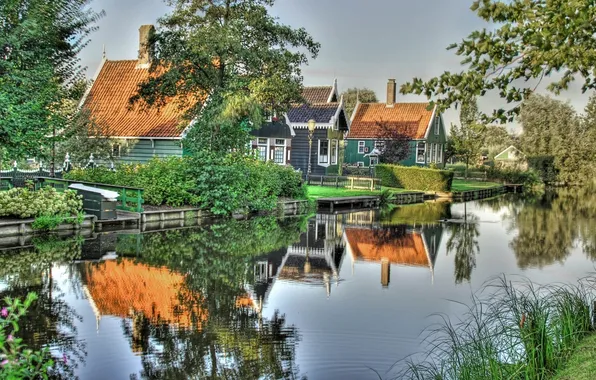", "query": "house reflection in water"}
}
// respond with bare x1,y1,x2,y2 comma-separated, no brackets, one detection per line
81,259,208,353
344,224,443,287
